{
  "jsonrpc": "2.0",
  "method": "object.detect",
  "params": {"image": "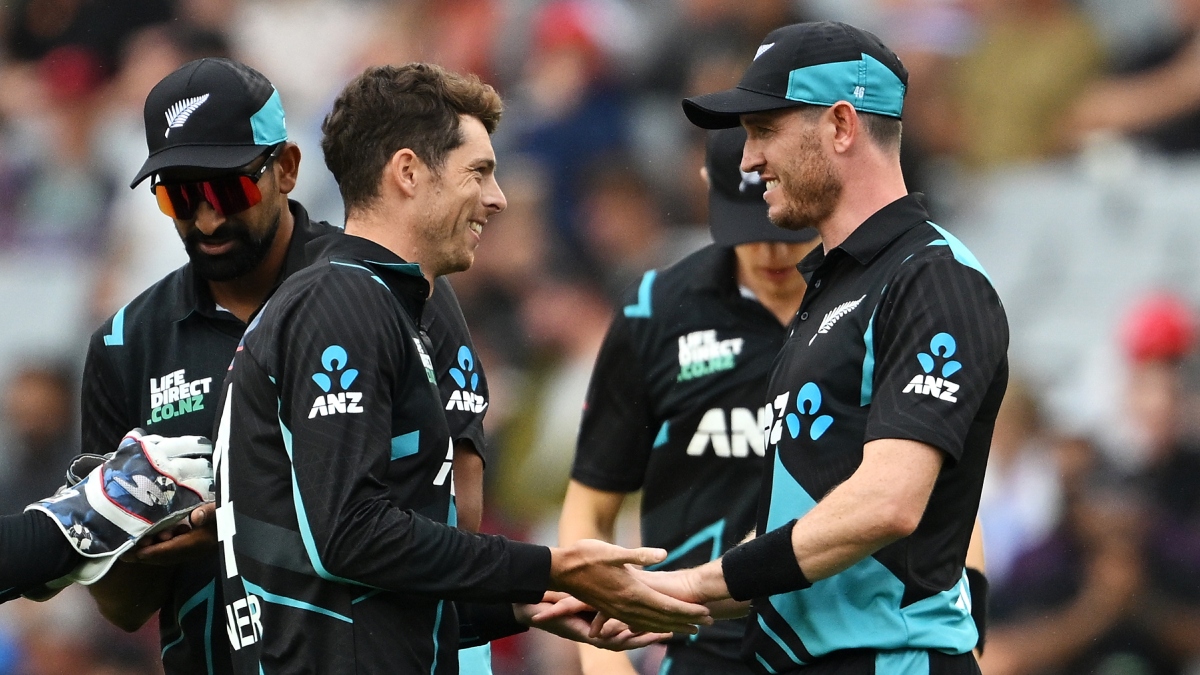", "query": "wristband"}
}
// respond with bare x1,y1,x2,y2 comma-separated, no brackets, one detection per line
965,567,988,654
721,520,810,601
